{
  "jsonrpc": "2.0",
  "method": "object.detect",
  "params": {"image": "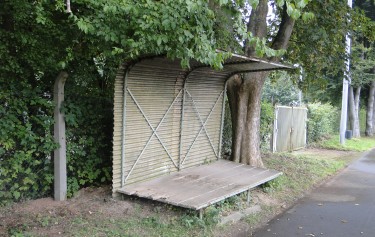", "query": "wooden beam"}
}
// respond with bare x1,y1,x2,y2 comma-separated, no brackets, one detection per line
54,71,68,201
